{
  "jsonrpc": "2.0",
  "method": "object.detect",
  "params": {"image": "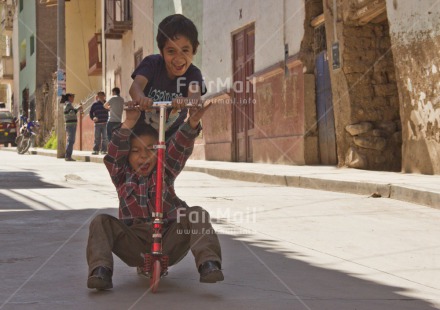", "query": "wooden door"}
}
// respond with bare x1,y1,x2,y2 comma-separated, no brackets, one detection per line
316,51,337,164
233,26,255,162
